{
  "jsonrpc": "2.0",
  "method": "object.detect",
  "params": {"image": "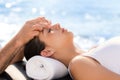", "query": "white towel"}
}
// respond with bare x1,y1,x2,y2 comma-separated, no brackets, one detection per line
26,56,68,80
